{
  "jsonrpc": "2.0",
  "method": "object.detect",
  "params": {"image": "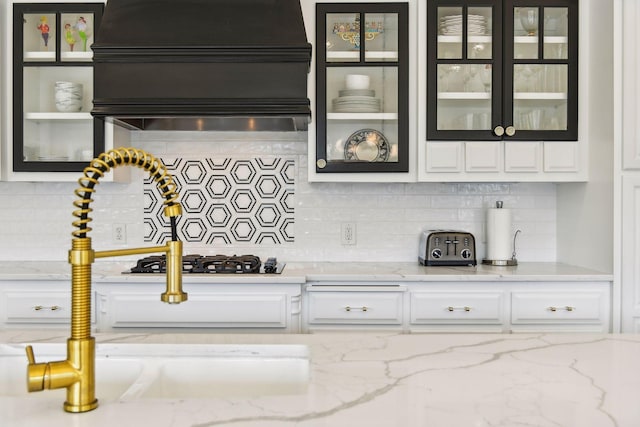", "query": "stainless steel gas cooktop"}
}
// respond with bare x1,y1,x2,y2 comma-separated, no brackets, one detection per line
125,254,284,274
